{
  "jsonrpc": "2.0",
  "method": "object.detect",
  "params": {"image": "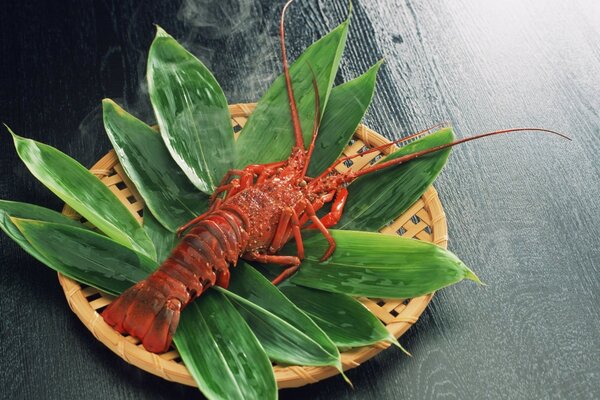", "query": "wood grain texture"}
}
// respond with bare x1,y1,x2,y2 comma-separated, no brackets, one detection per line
1,0,599,399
